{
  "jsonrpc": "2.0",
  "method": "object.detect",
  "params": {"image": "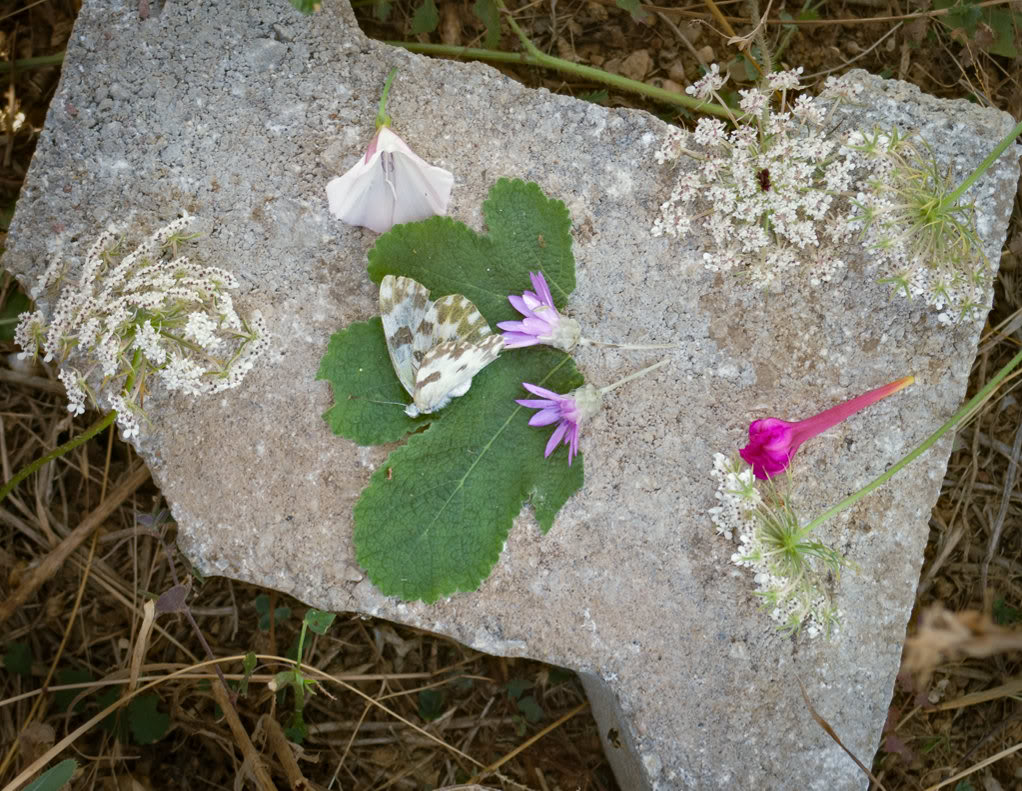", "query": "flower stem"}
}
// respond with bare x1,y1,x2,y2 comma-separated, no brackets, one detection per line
940,118,1022,210
384,38,730,119
799,346,1022,538
599,358,670,395
0,410,118,505
376,67,398,129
